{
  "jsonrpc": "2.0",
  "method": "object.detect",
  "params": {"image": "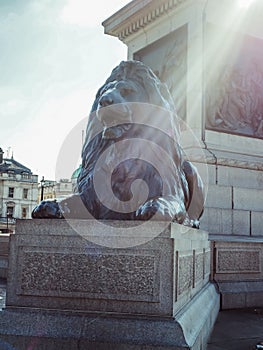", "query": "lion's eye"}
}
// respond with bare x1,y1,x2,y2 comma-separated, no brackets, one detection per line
120,87,134,96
